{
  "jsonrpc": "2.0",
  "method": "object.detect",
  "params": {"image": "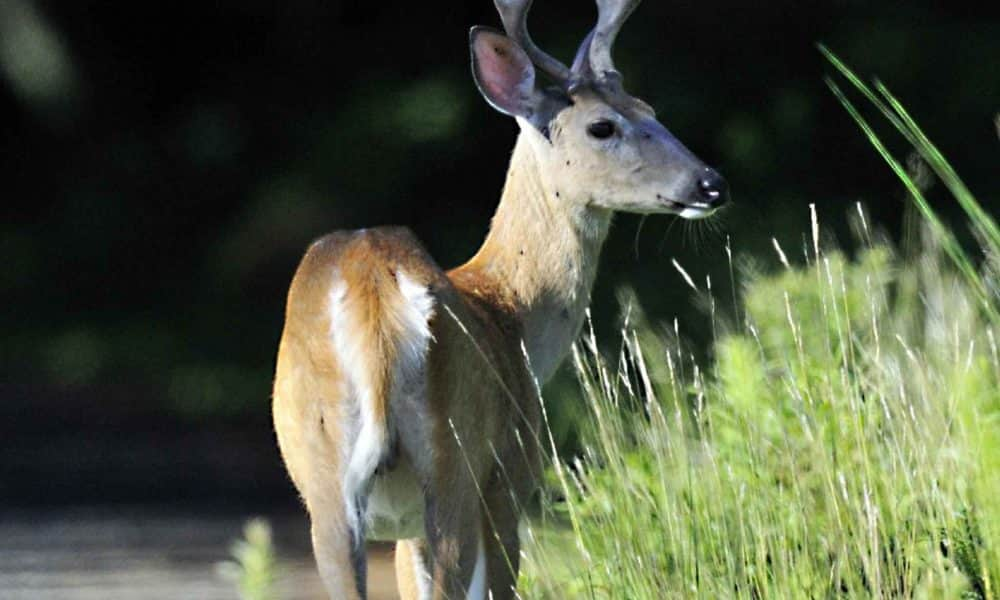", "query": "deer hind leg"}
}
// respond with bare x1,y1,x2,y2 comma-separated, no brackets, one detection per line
305,269,404,599
309,500,367,600
421,467,488,600
395,538,432,600
278,414,374,600
273,368,372,599
297,404,379,600
389,426,484,599
396,533,485,600
480,474,522,600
